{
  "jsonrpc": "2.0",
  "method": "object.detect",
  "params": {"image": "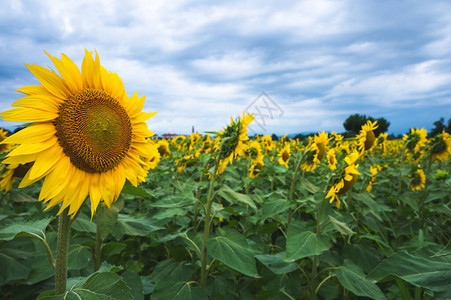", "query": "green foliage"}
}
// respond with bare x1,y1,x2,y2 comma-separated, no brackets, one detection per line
0,139,449,299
